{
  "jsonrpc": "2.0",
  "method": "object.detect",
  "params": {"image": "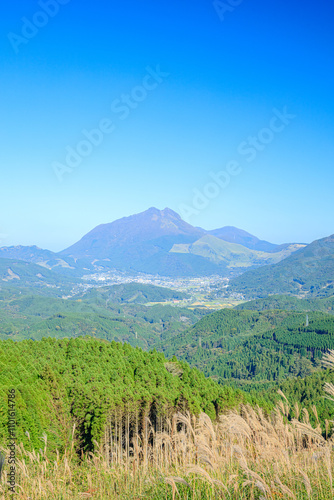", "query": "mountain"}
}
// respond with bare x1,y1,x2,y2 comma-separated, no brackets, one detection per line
60,207,226,276
208,226,280,252
228,234,334,299
59,207,303,277
62,207,205,259
0,208,306,278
